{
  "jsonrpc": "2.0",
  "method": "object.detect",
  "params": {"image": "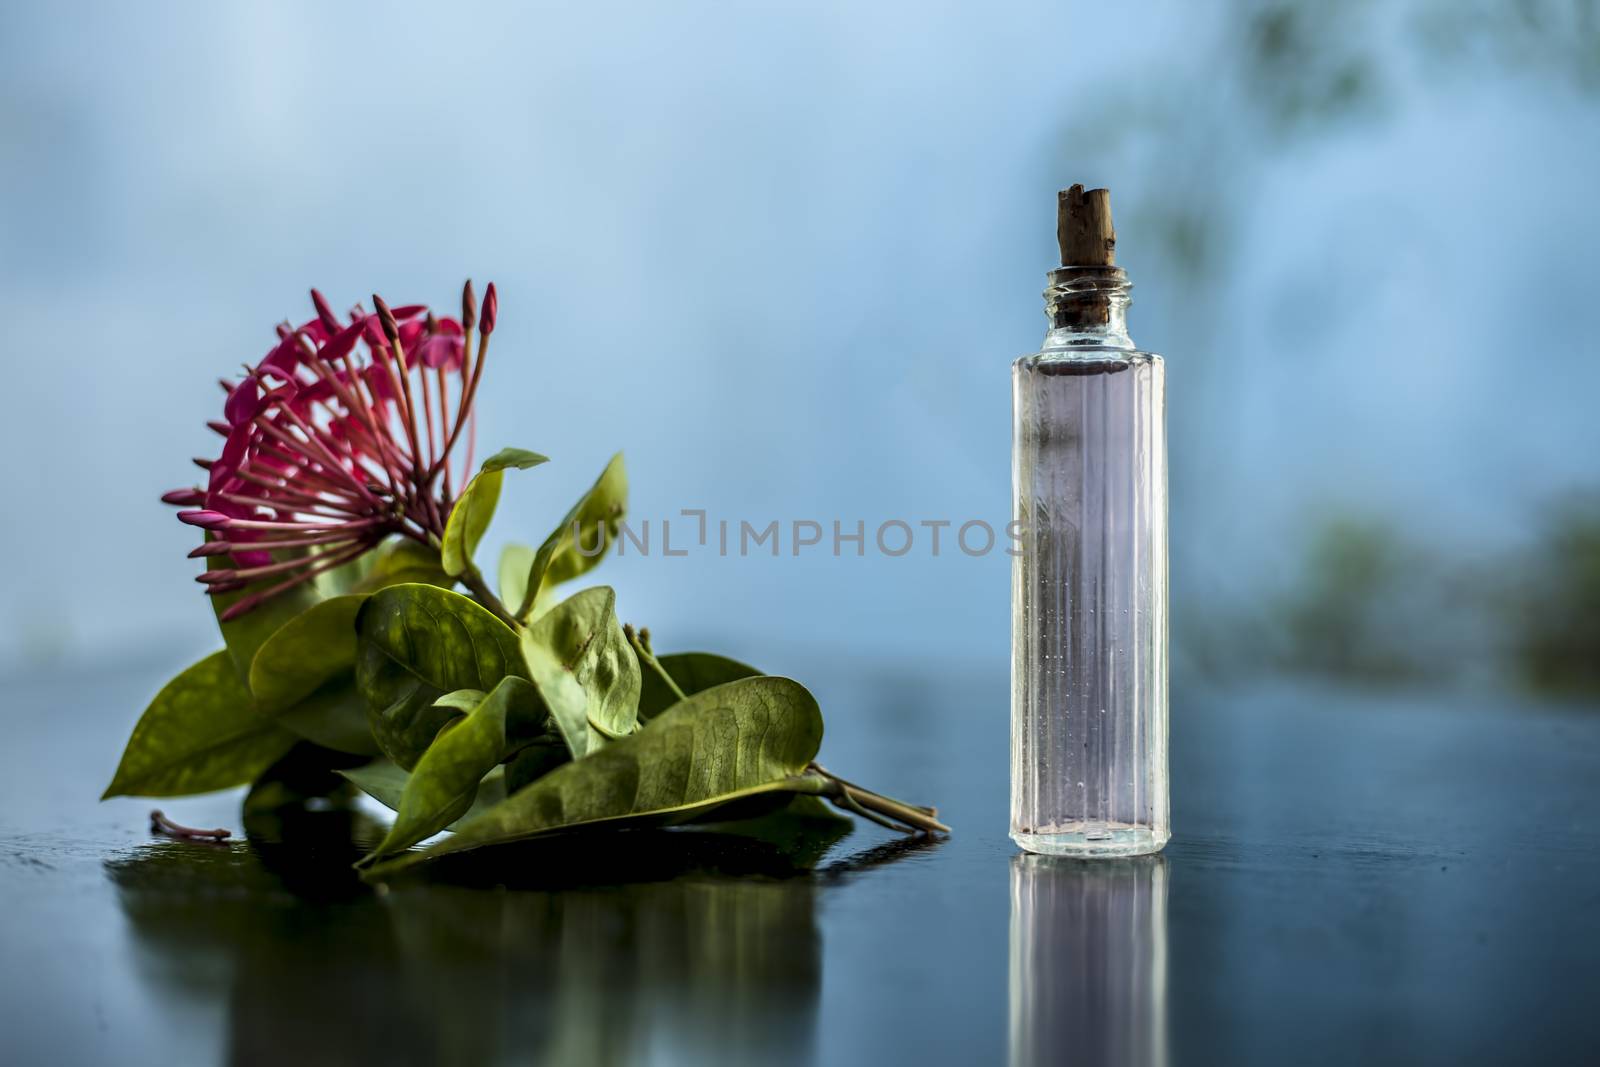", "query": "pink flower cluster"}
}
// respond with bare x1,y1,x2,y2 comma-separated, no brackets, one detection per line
162,282,498,619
